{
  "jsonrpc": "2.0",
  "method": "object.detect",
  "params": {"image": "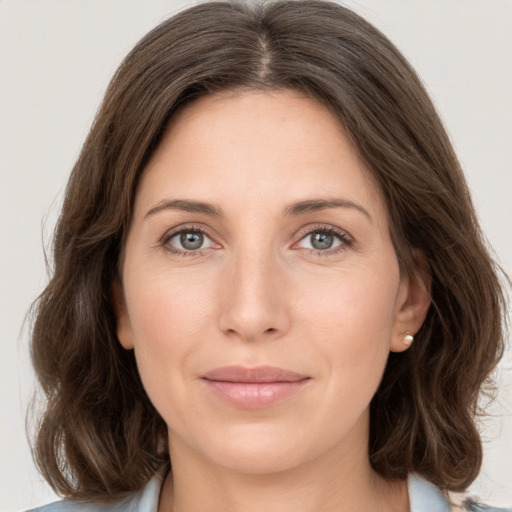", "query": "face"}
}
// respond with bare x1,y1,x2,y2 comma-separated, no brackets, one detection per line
115,90,427,476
